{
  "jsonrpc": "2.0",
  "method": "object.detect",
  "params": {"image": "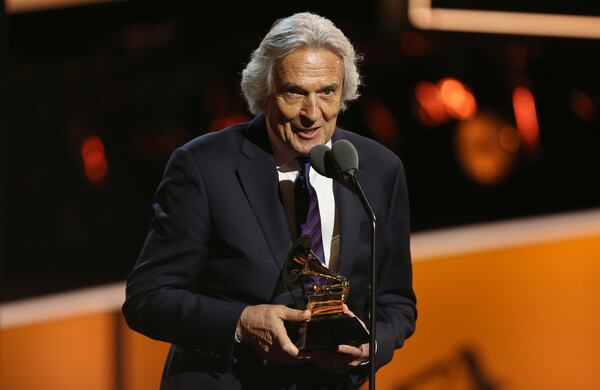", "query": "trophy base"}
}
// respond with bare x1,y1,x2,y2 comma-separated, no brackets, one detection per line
286,314,370,350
